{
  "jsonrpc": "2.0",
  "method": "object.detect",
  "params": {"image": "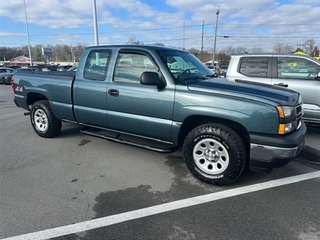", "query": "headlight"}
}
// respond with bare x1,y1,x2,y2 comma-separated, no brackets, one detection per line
298,94,303,105
277,106,294,118
277,106,296,134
